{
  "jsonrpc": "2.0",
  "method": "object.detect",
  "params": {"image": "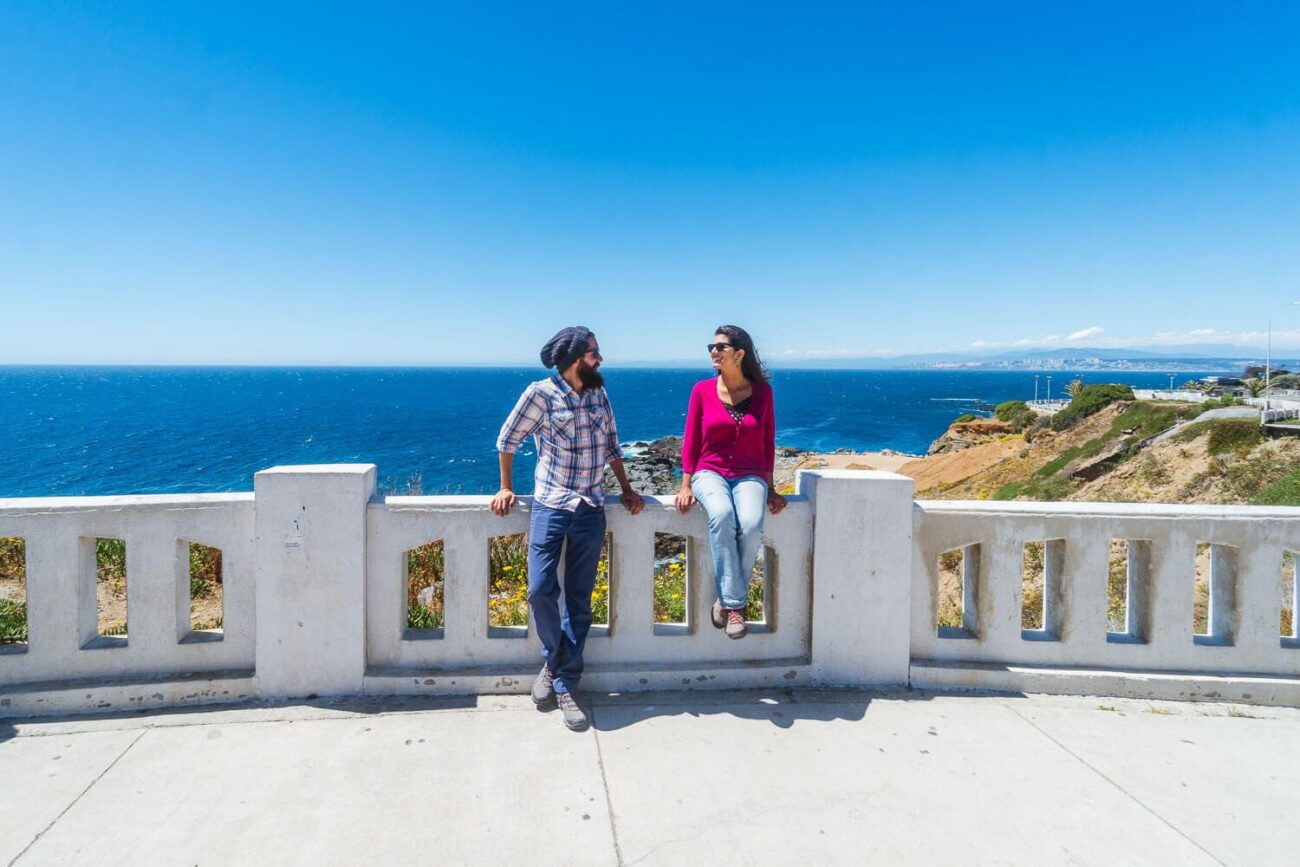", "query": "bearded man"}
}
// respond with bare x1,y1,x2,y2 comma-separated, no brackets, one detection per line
493,326,644,731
